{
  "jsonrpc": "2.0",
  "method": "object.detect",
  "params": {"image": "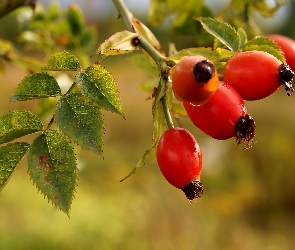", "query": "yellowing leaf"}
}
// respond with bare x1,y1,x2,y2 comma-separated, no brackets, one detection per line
11,72,62,101
166,47,234,71
41,51,81,71
132,17,161,51
0,110,43,145
95,30,139,56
